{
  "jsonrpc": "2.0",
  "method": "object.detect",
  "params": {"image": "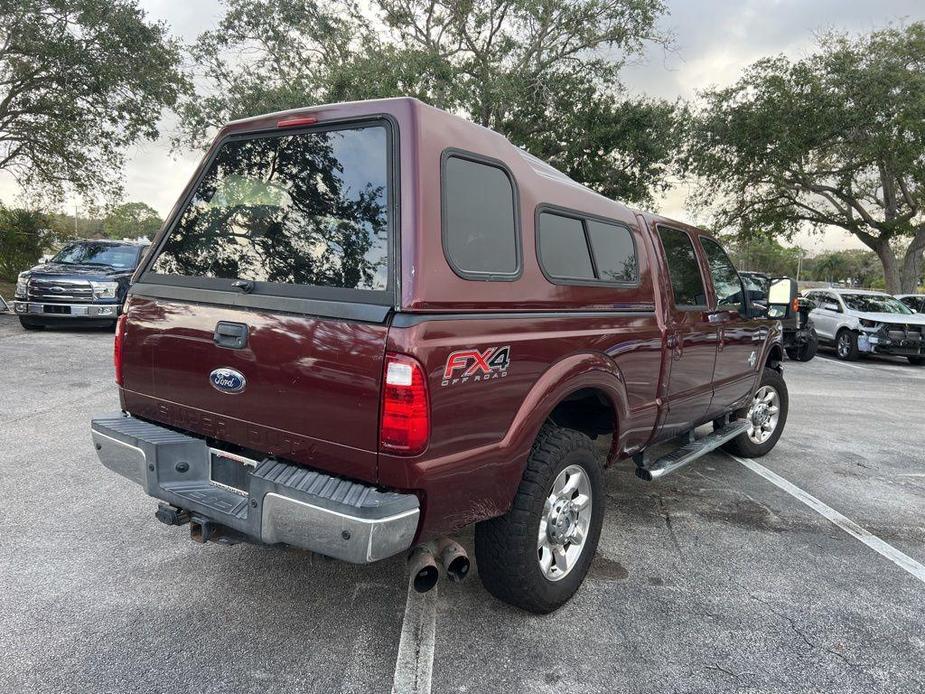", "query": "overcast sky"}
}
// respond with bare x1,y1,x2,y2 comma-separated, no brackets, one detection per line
4,0,924,252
